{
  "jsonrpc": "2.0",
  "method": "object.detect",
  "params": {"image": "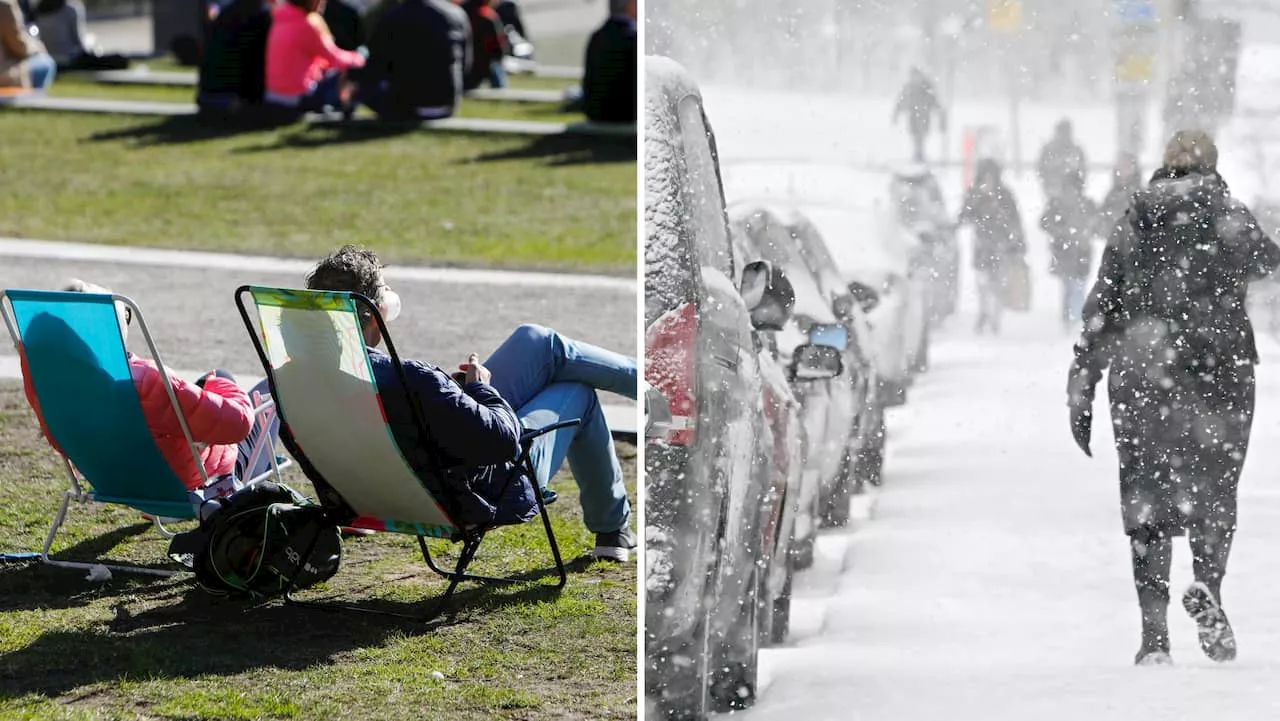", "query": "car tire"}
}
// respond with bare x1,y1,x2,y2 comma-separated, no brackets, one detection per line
855,408,886,487
820,451,854,528
770,565,794,645
708,567,760,714
910,329,931,375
